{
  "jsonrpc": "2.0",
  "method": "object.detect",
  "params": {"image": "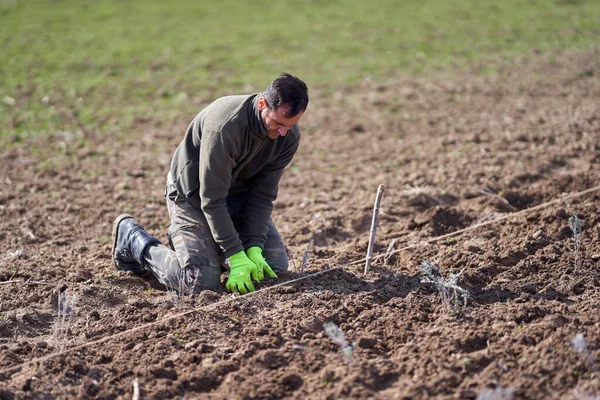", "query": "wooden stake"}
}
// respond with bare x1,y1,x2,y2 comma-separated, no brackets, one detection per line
364,185,385,275
132,378,140,400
